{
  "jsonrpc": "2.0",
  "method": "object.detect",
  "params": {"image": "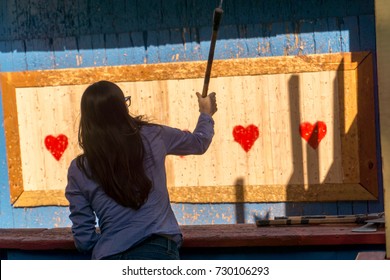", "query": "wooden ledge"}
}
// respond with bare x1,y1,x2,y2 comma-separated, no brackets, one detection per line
181,224,386,248
0,224,385,251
